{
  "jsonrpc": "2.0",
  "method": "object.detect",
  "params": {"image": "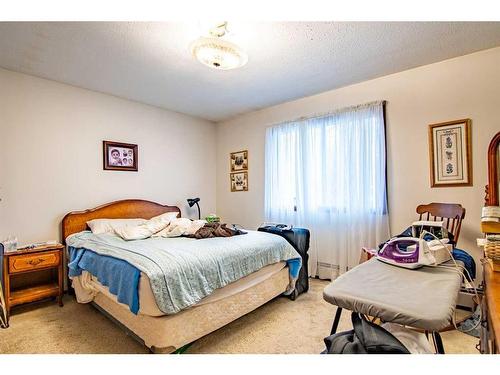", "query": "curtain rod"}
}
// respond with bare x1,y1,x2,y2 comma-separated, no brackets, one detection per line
270,100,386,128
